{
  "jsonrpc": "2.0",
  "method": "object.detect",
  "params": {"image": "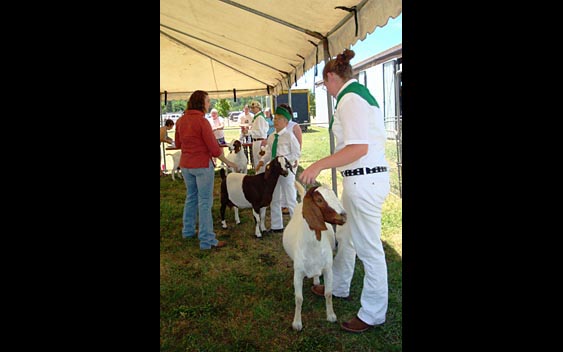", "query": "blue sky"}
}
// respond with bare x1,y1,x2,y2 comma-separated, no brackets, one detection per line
295,13,402,88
